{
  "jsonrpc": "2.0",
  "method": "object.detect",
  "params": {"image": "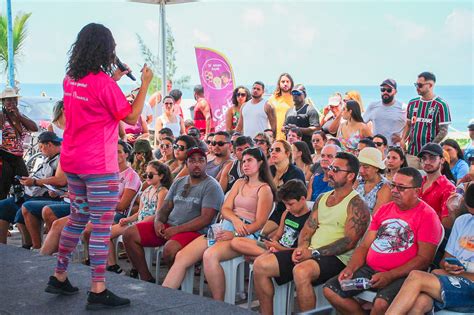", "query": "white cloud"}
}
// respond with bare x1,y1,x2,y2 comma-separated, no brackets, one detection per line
242,8,265,28
384,14,429,41
444,9,473,42
145,19,159,34
192,29,211,43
